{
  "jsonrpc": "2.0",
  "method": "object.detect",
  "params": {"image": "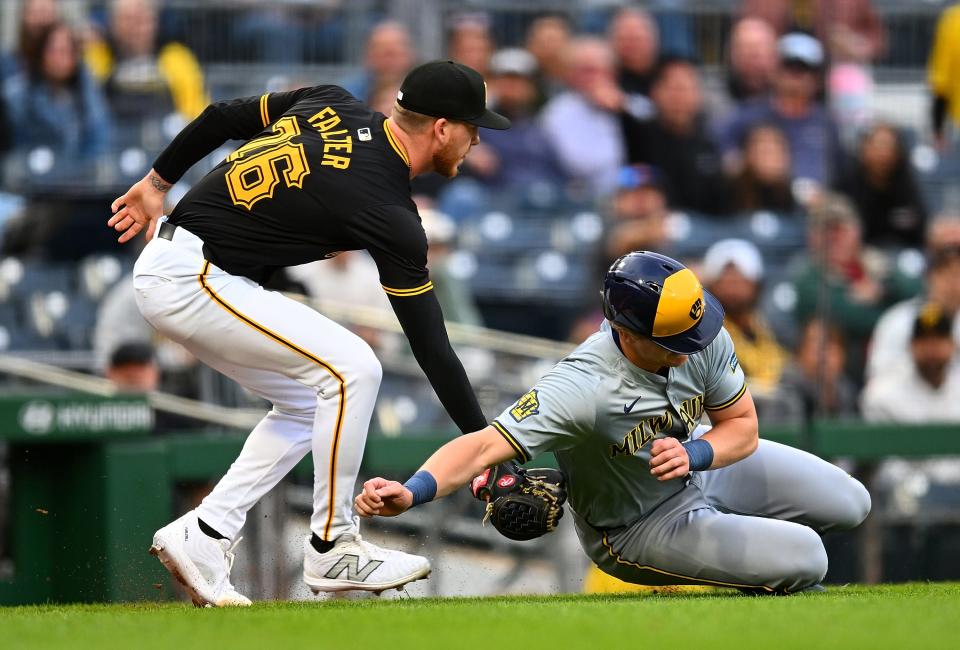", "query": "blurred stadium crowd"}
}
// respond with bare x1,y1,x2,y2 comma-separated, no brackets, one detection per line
0,0,959,439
